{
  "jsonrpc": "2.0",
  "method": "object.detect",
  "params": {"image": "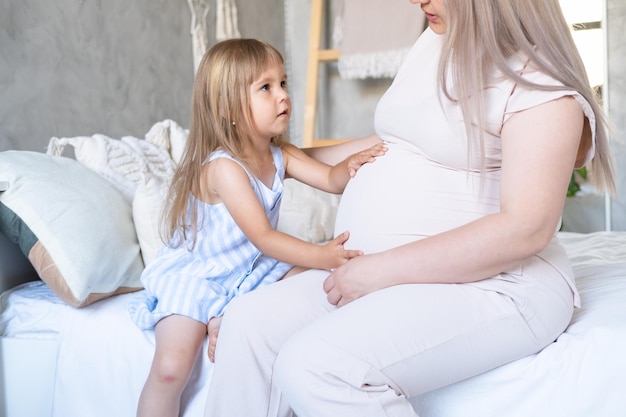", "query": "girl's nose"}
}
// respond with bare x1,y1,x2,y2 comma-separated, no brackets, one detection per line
277,89,289,101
